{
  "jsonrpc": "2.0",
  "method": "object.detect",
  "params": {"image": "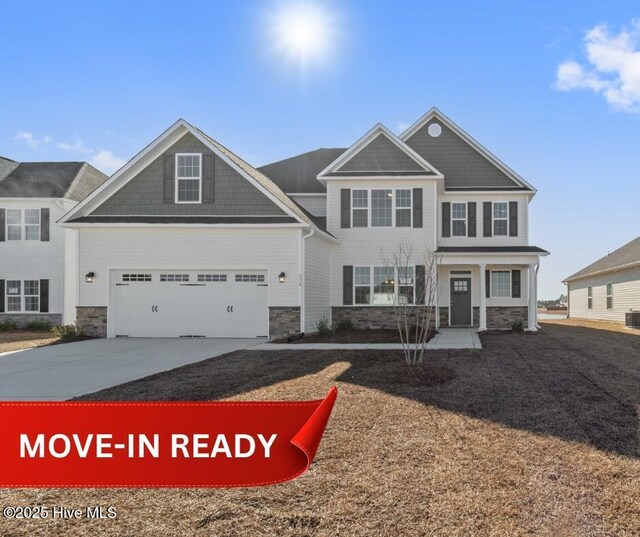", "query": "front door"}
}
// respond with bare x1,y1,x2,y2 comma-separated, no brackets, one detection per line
450,278,472,326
